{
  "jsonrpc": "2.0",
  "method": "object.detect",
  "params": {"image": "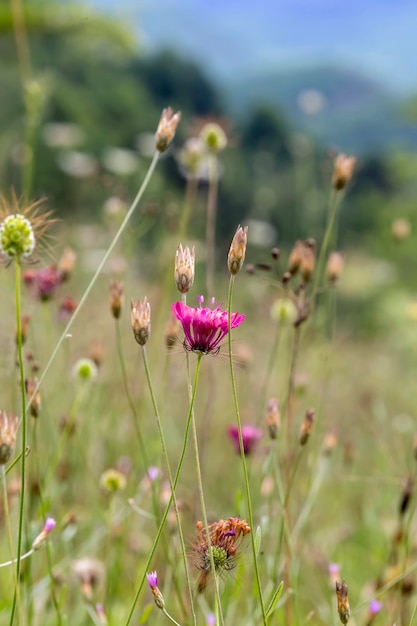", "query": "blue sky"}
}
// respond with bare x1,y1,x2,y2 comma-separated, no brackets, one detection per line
90,0,417,91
